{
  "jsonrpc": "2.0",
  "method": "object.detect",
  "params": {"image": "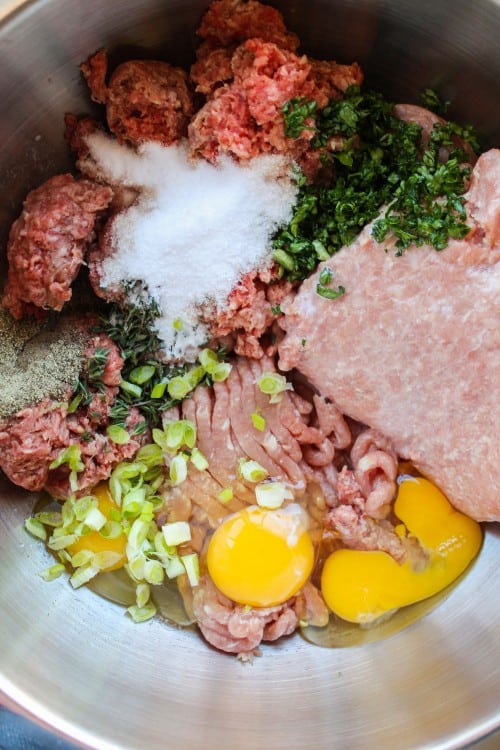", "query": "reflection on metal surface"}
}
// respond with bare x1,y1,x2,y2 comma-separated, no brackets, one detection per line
0,0,499,748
